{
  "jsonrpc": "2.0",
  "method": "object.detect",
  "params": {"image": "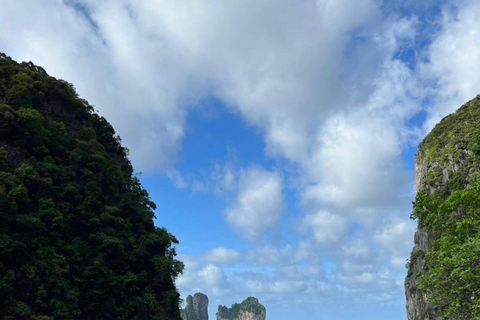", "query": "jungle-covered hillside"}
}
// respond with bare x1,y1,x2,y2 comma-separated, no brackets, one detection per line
0,53,183,320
